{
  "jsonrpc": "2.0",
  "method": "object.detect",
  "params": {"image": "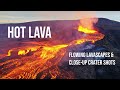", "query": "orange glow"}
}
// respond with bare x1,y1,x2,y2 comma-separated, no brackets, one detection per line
1,44,69,79
7,46,40,56
78,26,97,34
40,44,68,60
18,50,27,55
80,18,98,30
28,47,38,51
75,18,104,45
17,47,38,55
0,18,105,79
7,50,12,56
75,39,86,45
